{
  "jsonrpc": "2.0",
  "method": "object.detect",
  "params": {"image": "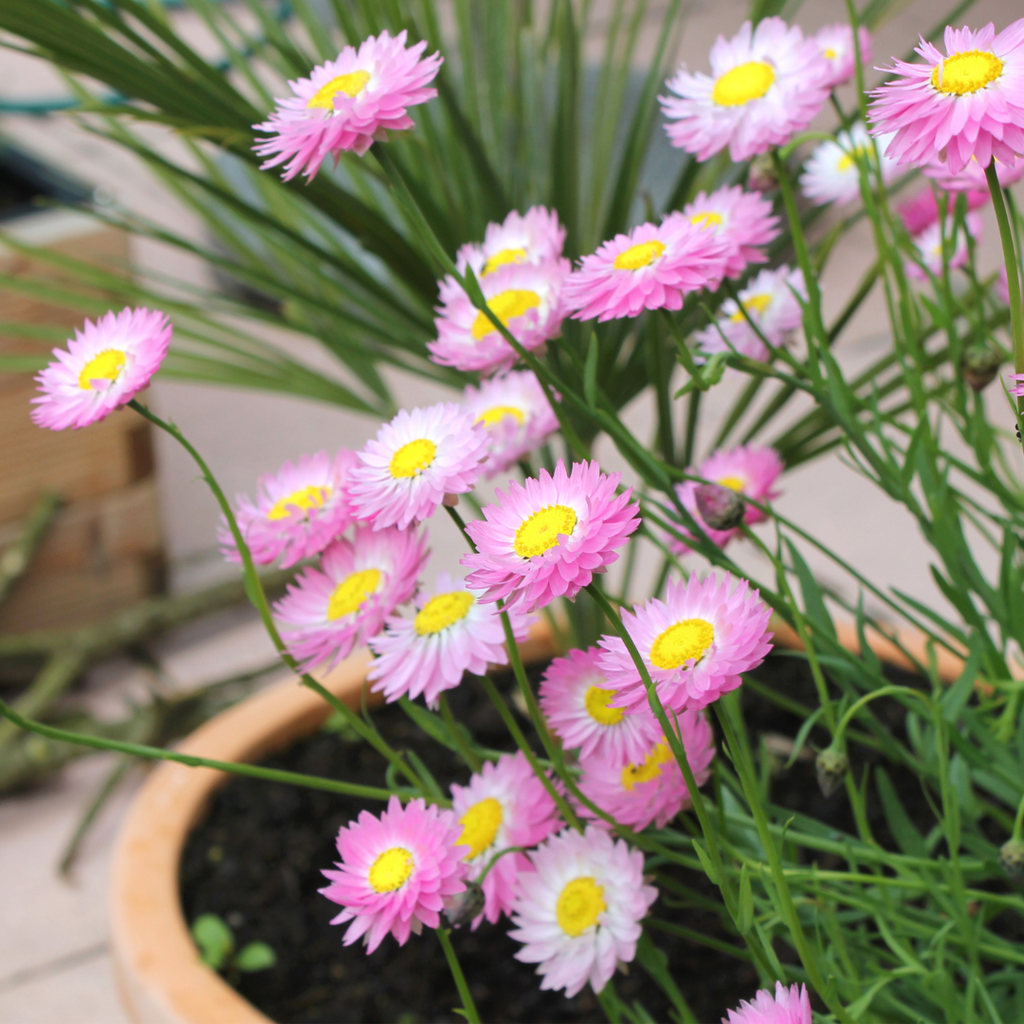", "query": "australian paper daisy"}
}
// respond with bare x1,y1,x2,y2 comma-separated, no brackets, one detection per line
577,712,715,831
869,20,1024,174
673,184,780,280
813,23,872,89
538,647,662,765
367,572,532,708
274,525,425,670
672,444,783,552
348,403,488,530
564,218,730,322
253,30,442,181
219,448,357,568
508,826,657,998
430,260,569,376
462,370,559,477
599,573,773,715
800,123,899,207
462,460,641,612
453,206,566,282
319,796,466,954
660,17,831,162
449,752,560,928
724,982,813,1024
32,307,171,431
